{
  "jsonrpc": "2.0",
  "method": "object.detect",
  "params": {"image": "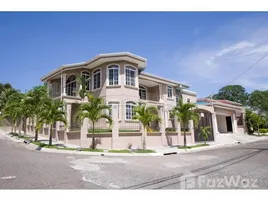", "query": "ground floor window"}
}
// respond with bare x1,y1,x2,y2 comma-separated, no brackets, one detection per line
125,101,136,120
